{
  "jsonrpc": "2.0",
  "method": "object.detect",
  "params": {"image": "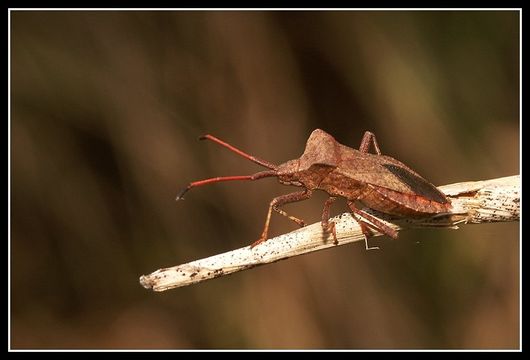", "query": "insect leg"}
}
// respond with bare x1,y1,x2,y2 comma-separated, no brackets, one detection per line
321,197,338,245
347,201,398,250
359,131,382,155
251,190,313,248
348,203,398,239
347,204,380,250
